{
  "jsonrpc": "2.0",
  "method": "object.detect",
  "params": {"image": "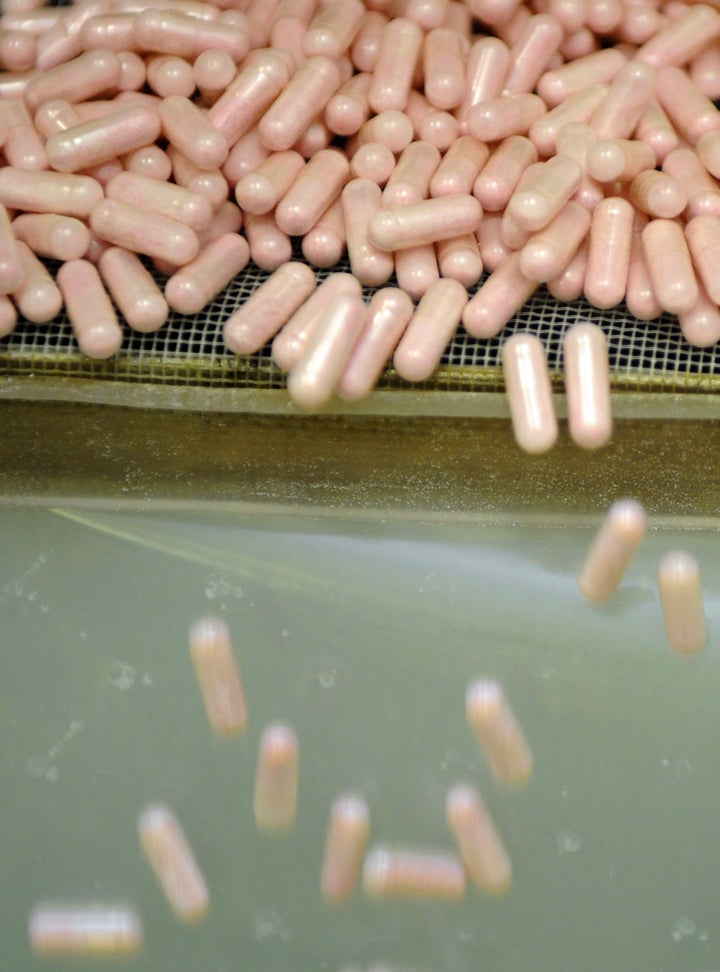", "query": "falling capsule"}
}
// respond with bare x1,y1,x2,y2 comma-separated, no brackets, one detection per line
466,678,533,786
